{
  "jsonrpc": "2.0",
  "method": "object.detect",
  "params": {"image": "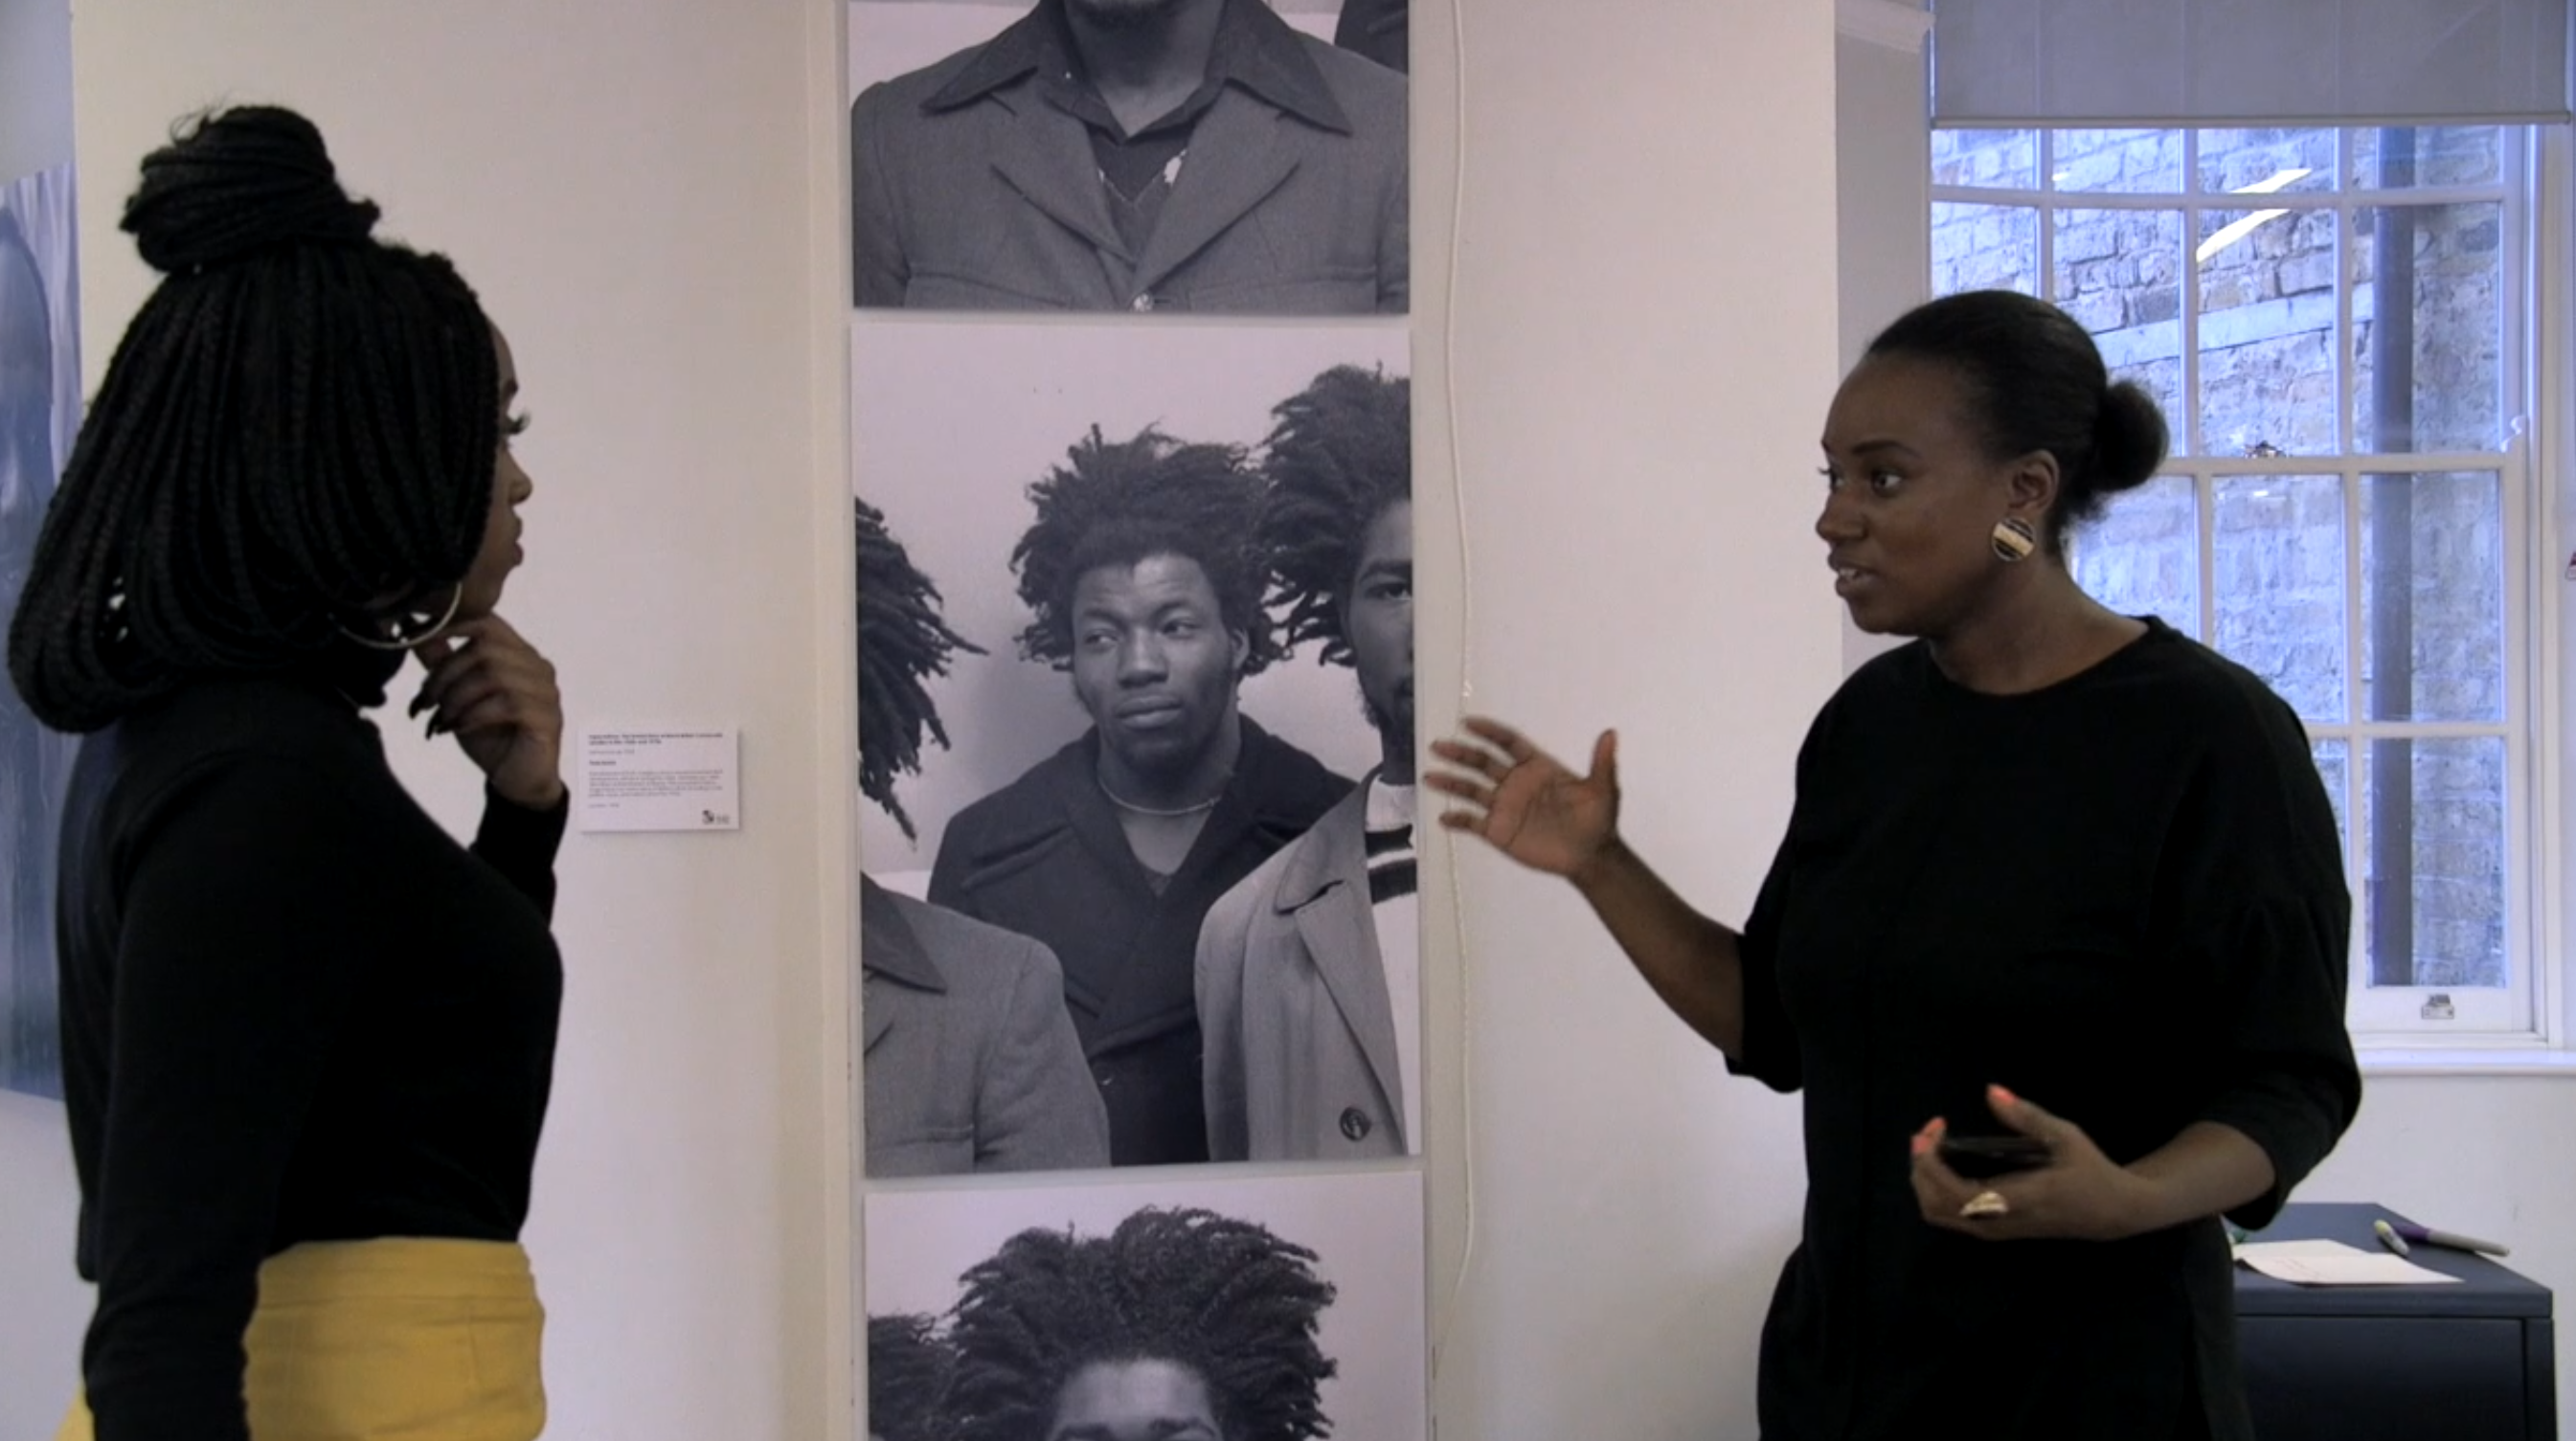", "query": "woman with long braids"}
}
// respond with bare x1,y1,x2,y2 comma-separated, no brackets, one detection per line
10,107,567,1441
